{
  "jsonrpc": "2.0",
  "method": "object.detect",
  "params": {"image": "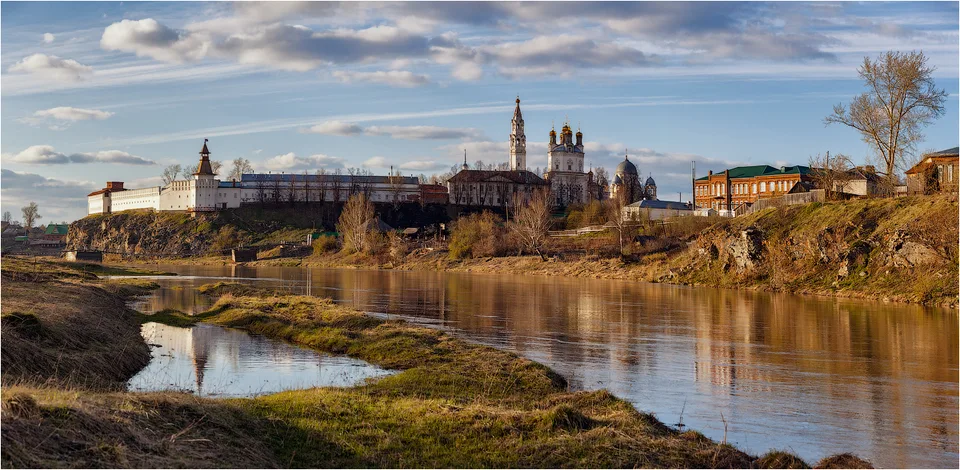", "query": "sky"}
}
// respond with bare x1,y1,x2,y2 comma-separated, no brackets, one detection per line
1,1,958,222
